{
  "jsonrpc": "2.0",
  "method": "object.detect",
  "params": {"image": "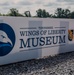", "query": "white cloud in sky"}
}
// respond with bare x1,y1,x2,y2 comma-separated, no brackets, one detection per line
0,0,74,15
